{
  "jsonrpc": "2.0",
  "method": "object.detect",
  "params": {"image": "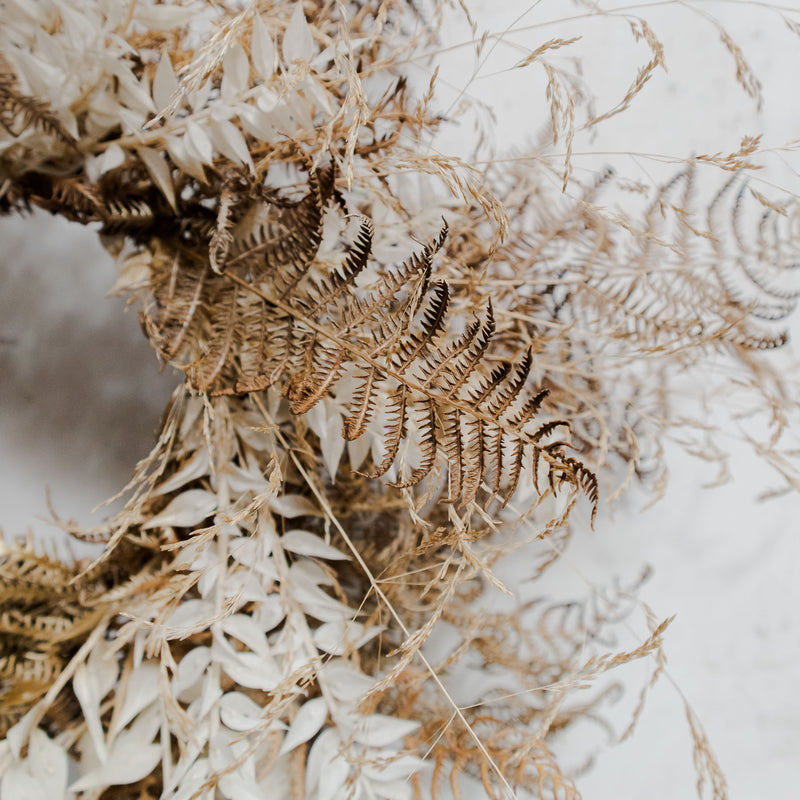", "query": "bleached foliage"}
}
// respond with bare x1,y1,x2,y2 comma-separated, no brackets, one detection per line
0,2,798,799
